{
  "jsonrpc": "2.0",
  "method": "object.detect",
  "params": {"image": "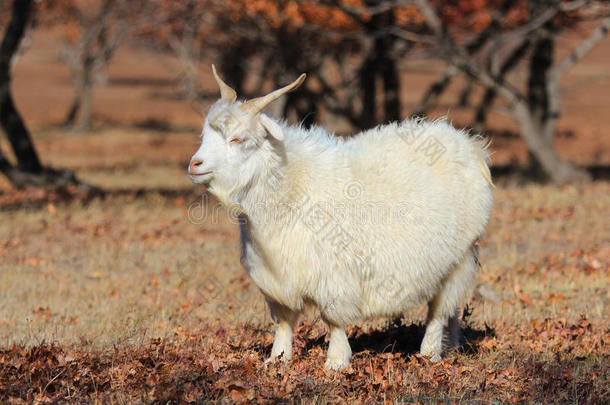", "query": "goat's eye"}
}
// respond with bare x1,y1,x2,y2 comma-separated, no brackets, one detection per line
229,137,242,144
